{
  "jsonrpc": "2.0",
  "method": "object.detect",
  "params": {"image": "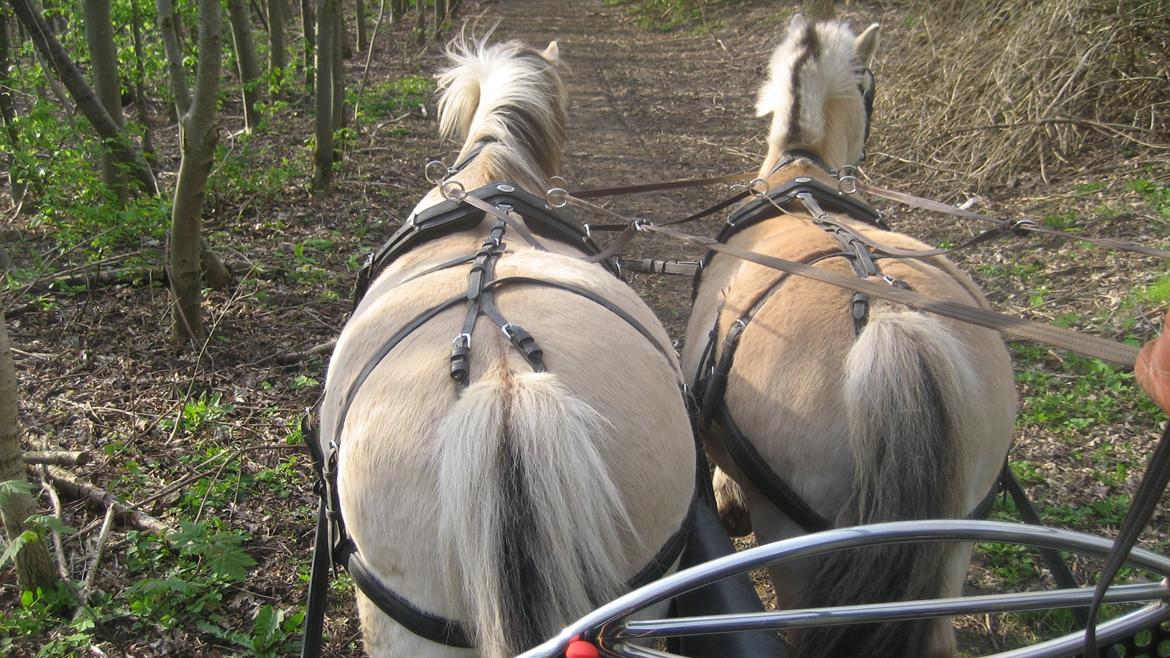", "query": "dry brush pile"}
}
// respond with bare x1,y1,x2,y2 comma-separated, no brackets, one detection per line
869,0,1169,192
